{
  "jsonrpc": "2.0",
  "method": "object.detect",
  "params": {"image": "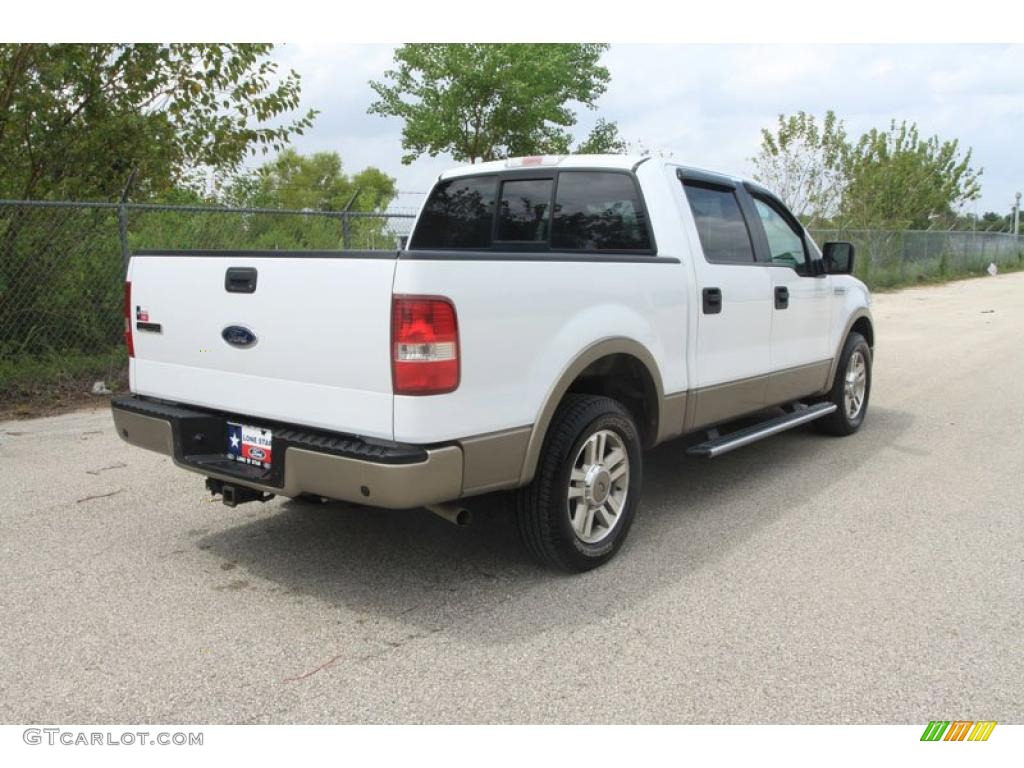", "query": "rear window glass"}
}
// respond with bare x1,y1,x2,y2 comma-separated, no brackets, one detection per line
682,183,755,264
411,170,654,253
552,172,651,251
496,178,553,242
411,176,497,249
